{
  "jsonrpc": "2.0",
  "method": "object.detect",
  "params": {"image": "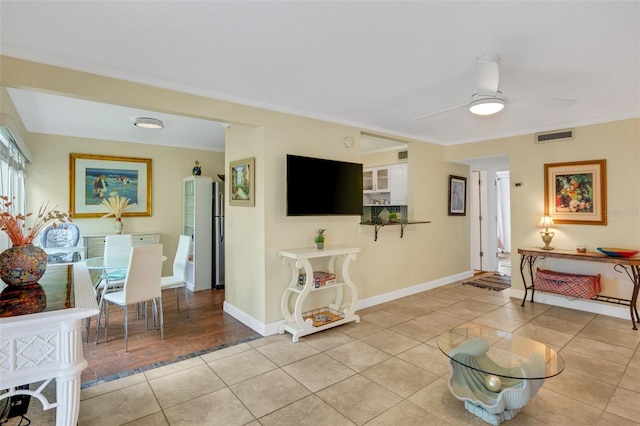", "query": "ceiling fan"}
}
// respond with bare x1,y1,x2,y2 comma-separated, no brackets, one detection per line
414,54,576,121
